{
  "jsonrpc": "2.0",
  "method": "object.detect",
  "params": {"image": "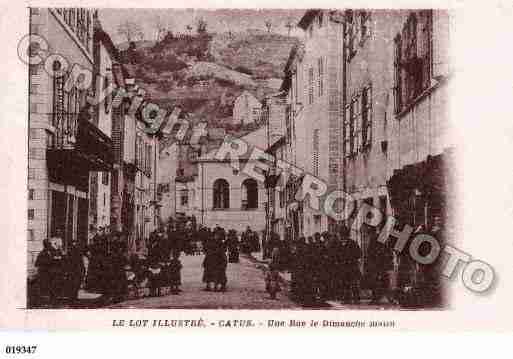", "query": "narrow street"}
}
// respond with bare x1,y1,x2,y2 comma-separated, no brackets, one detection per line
109,255,301,309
